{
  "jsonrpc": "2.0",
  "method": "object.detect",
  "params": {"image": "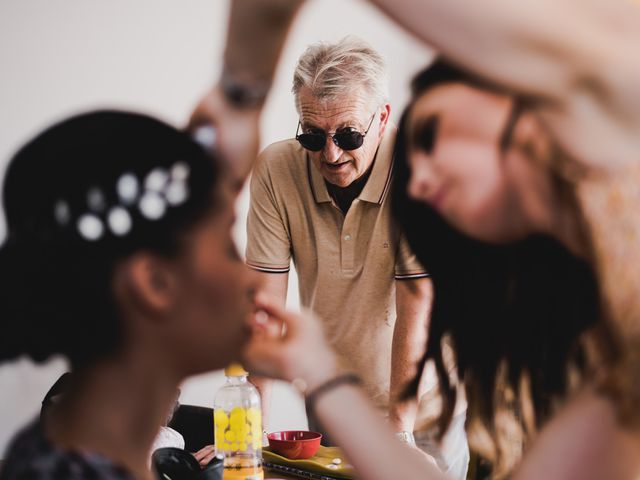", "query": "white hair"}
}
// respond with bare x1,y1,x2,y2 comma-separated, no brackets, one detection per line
292,36,389,112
